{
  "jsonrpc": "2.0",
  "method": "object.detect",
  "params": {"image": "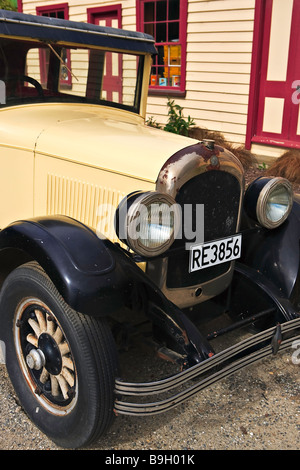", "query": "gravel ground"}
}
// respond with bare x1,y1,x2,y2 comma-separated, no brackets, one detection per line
0,332,299,451
0,166,299,451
